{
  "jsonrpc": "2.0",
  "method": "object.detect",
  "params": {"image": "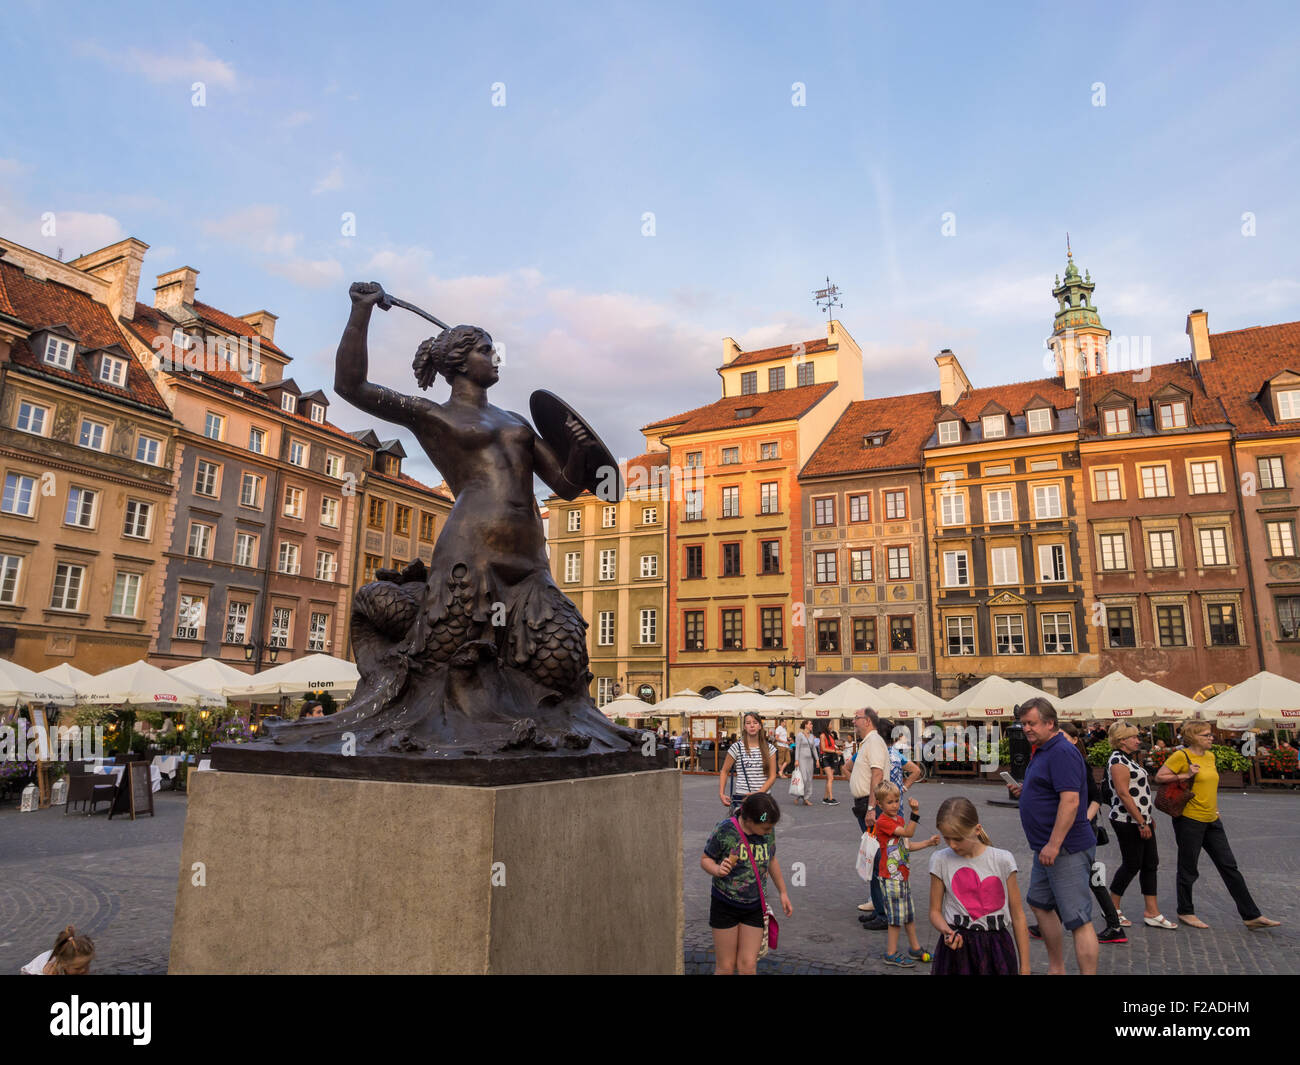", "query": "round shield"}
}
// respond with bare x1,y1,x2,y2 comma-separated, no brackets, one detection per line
530,389,624,502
